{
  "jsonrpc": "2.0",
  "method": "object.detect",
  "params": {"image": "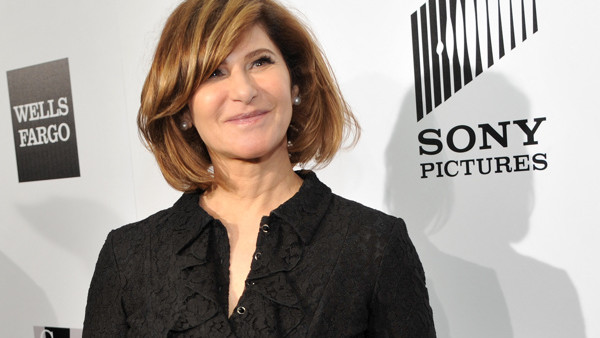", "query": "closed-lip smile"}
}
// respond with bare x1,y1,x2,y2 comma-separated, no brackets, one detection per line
226,110,269,123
